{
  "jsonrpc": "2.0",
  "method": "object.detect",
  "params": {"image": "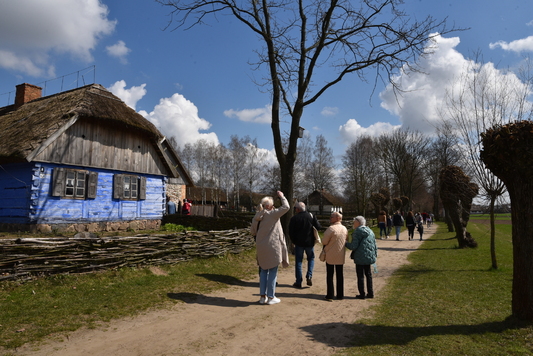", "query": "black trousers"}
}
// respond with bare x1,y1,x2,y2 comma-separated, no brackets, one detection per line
355,264,373,297
326,263,344,299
